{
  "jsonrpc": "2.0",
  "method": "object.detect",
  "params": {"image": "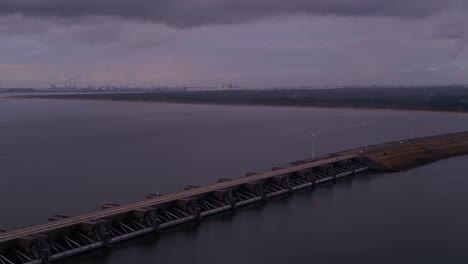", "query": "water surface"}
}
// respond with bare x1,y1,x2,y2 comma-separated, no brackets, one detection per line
0,98,467,263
